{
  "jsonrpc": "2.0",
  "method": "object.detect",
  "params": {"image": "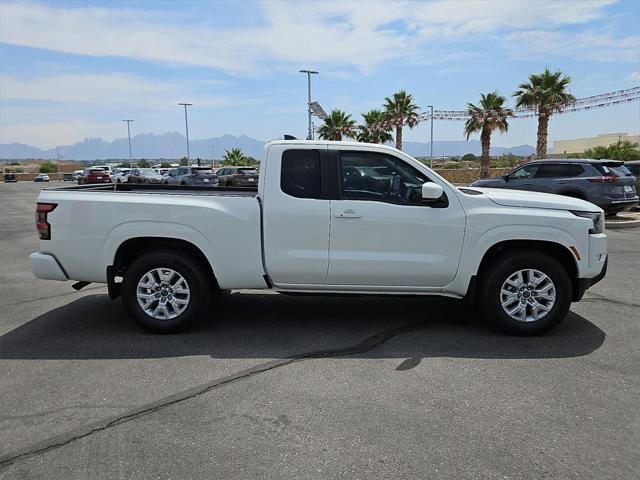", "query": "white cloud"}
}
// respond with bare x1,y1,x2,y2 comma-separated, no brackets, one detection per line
0,0,628,75
626,72,640,82
0,73,243,108
504,30,640,63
